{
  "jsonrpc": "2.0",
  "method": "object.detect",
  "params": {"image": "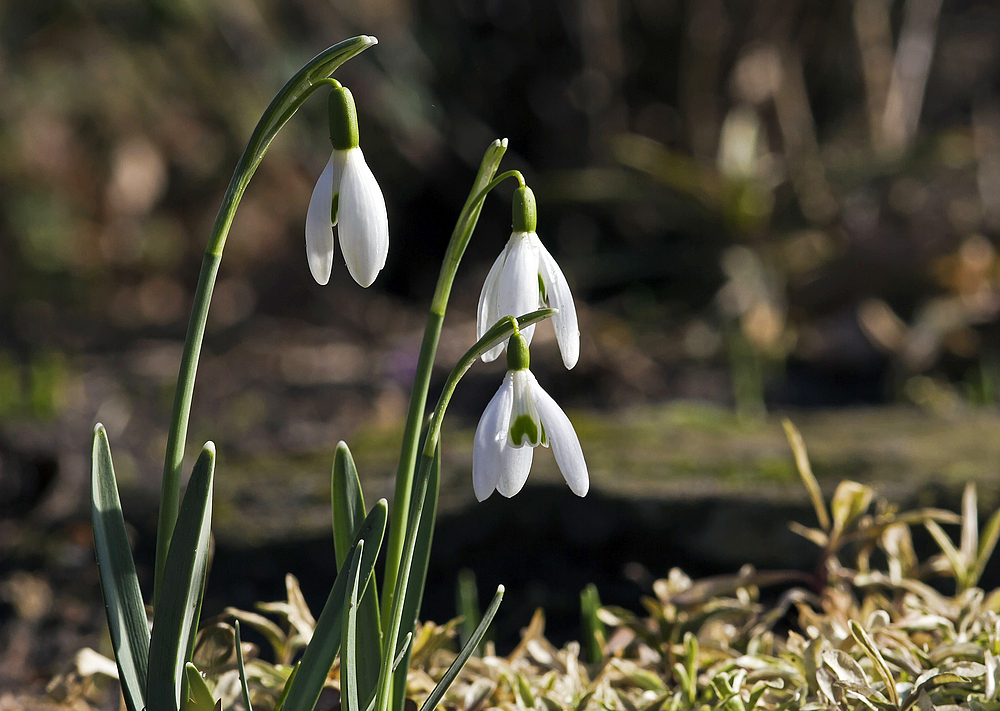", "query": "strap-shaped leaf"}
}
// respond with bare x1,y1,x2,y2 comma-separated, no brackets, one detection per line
390,445,441,711
281,499,388,711
182,663,215,711
274,663,299,711
456,570,481,652
342,542,364,711
332,443,382,710
148,444,217,711
235,622,253,711
419,586,504,711
580,584,604,664
333,442,365,565
91,424,149,711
